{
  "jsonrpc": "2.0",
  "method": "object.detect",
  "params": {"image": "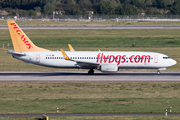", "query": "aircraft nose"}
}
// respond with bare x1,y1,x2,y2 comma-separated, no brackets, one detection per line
170,59,177,66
